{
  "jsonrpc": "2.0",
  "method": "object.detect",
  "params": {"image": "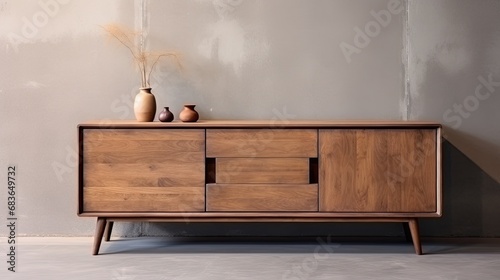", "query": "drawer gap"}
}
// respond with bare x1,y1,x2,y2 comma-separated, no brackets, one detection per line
206,158,216,184
309,158,318,184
